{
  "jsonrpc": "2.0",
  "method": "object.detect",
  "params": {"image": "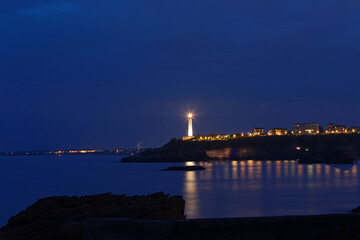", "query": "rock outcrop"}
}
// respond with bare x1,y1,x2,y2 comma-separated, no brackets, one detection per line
0,192,185,240
82,214,360,240
122,150,209,162
164,166,206,171
352,206,360,212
